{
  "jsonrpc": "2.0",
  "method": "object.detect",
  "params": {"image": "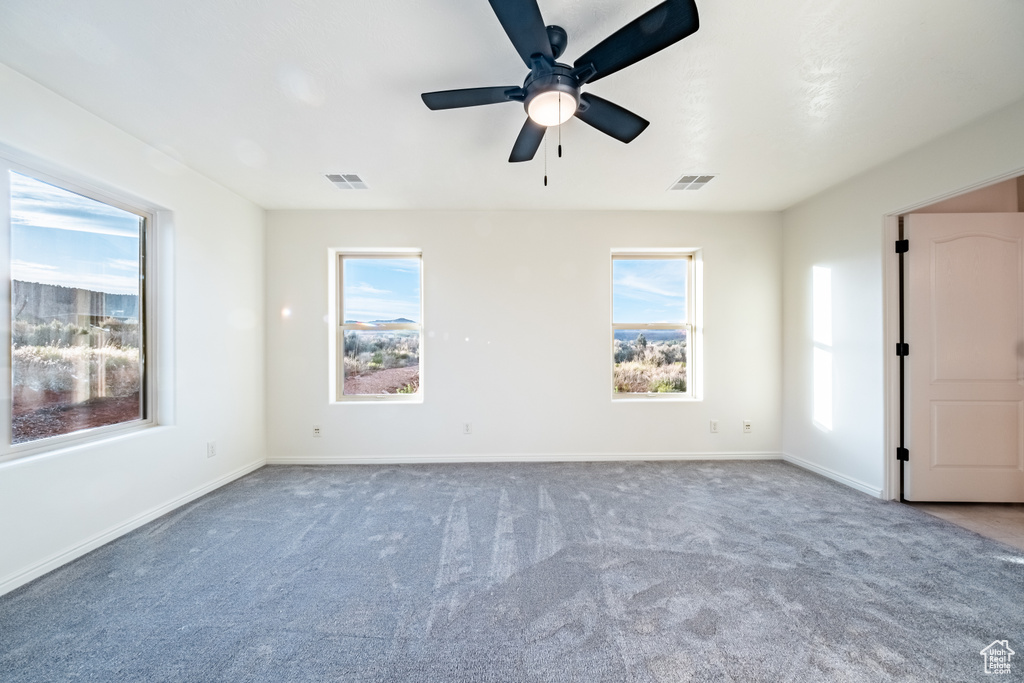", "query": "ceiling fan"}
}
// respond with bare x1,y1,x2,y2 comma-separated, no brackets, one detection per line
421,0,699,163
